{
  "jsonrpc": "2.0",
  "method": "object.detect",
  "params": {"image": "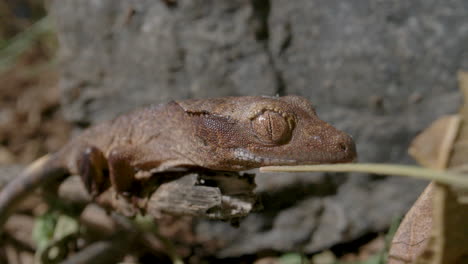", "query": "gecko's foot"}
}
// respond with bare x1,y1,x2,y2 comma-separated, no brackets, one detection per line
108,189,142,217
